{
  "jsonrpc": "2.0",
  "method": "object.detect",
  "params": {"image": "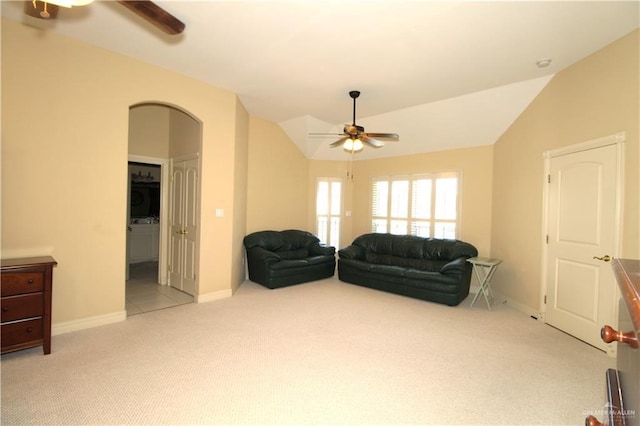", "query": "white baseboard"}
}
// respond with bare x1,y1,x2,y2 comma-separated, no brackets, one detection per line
470,289,540,319
51,290,232,336
52,310,127,336
197,289,232,303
